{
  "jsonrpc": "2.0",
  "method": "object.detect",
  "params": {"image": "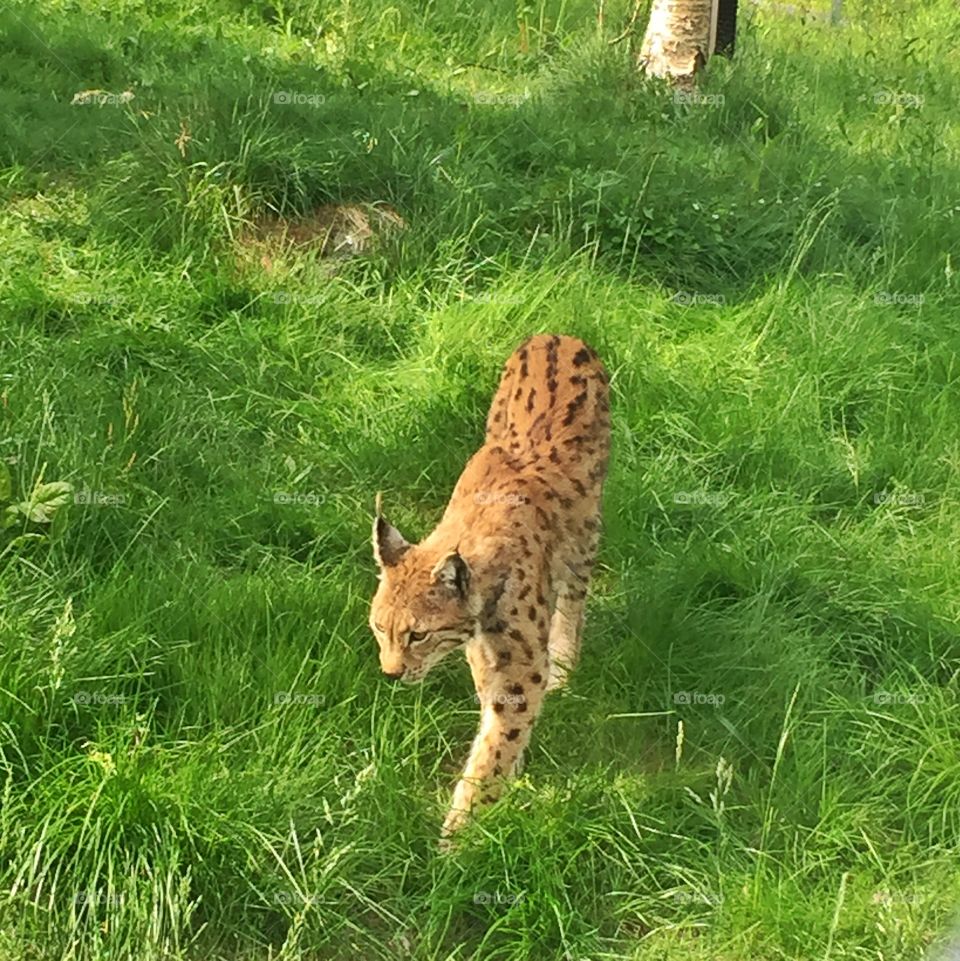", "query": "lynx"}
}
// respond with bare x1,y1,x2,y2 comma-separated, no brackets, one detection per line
369,334,610,844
